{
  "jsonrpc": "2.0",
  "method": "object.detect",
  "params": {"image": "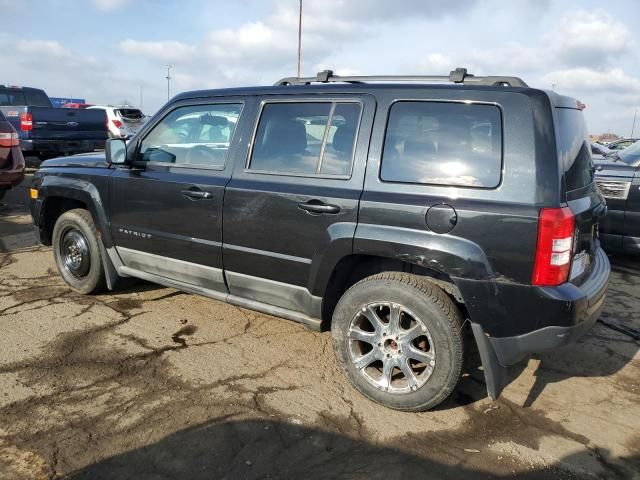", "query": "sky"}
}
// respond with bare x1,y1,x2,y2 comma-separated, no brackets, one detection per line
1,0,639,135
